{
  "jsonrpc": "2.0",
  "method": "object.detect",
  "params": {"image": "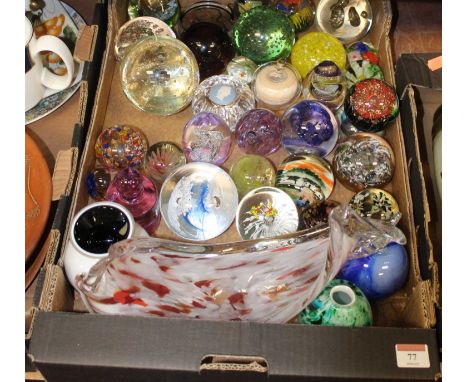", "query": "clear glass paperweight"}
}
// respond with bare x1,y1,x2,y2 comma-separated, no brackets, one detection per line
143,142,186,184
